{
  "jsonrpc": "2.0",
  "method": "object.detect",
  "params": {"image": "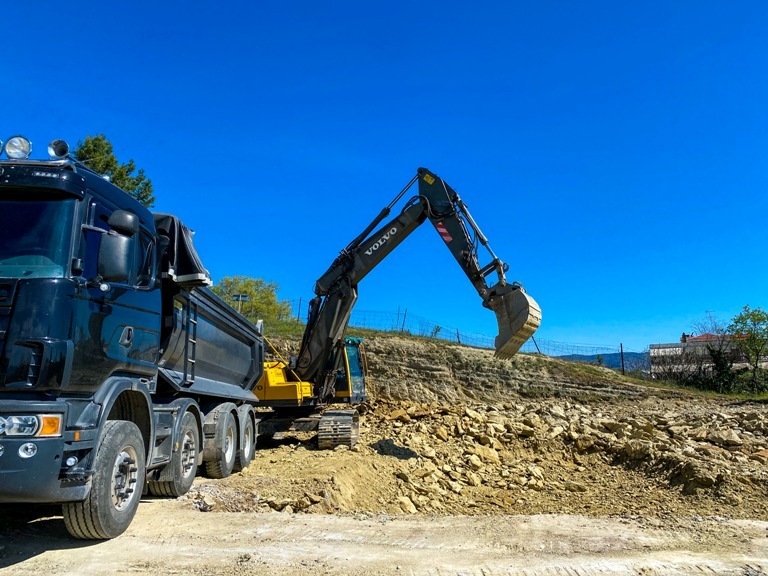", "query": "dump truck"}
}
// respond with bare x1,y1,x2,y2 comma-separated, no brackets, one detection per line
0,135,539,540
0,136,265,539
